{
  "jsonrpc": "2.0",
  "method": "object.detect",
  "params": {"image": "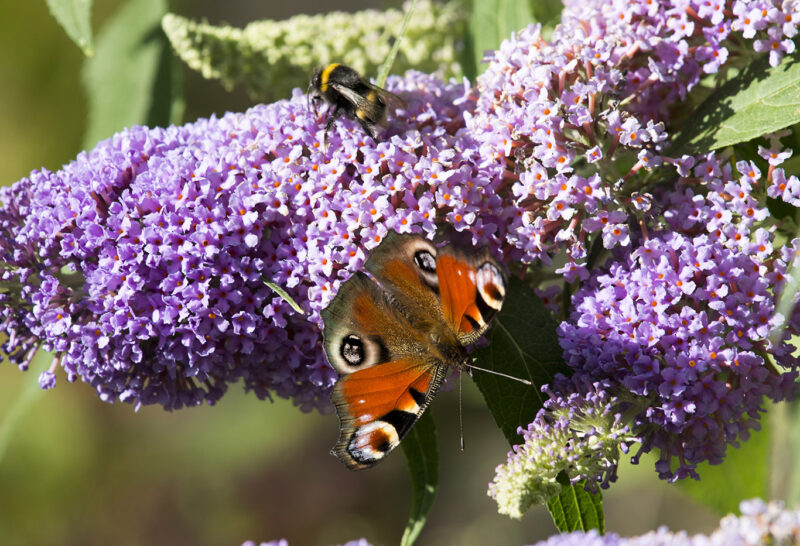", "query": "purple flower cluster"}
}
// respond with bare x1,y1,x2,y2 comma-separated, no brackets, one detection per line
531,499,800,546
490,132,800,510
466,0,800,277
0,72,506,411
3,2,798,520
559,230,798,480
663,137,800,249
482,0,800,512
